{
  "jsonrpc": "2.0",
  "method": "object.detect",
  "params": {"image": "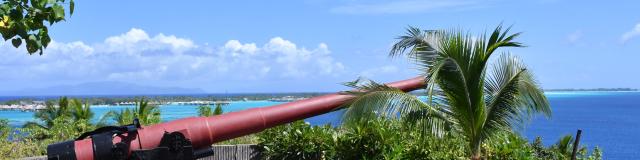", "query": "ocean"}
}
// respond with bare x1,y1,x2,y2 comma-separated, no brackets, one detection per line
524,91,640,159
1,92,638,159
